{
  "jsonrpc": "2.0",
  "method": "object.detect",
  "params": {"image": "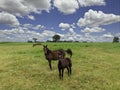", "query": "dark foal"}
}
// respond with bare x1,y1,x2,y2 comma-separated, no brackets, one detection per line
43,45,72,70
58,55,72,80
